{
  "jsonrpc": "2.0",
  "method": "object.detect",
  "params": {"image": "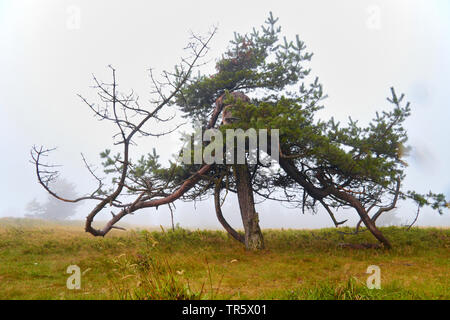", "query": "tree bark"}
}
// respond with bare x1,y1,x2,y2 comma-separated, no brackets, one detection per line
234,164,264,250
